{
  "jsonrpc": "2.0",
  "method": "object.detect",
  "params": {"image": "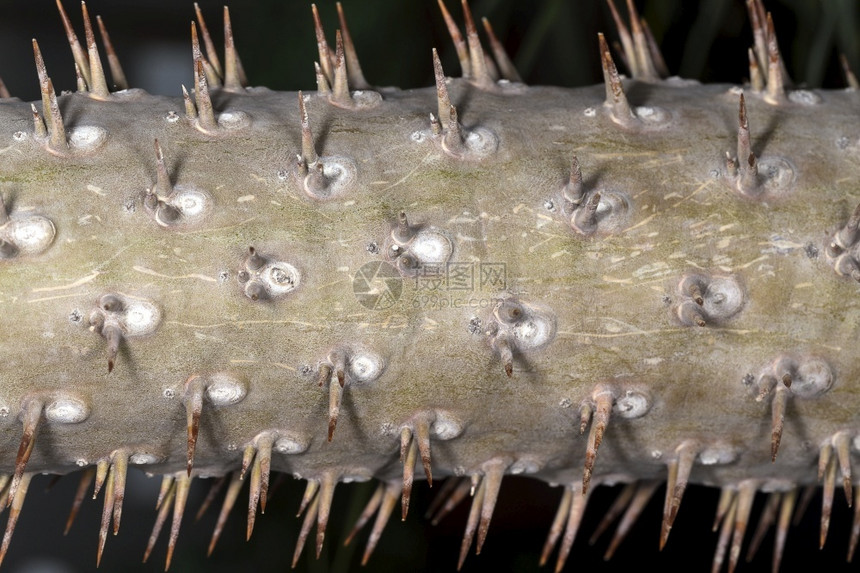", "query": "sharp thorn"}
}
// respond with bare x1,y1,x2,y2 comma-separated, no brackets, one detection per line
97,462,116,567
336,2,370,89
430,478,470,526
143,479,176,564
481,17,521,82
770,384,788,462
476,460,506,554
344,482,385,547
711,493,738,573
165,473,192,571
415,418,433,486
835,431,854,507
589,482,637,546
437,0,470,78
554,487,591,573
95,15,128,90
821,444,837,549
311,4,333,85
432,48,452,126
539,487,572,567
360,481,398,566
315,473,336,559
401,429,417,521
604,480,660,560
56,0,91,87
598,33,638,127
111,451,129,535
184,376,204,477
773,488,796,573
297,480,319,518
65,468,95,535
0,472,32,568
193,3,222,77
745,491,780,563
605,0,636,76
583,390,612,495
195,475,227,523
9,399,43,508
222,6,243,90
460,0,492,88
155,474,174,510
207,472,242,557
291,488,320,568
457,475,485,571
80,1,109,98
727,481,756,573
